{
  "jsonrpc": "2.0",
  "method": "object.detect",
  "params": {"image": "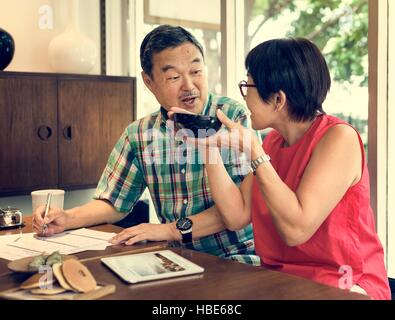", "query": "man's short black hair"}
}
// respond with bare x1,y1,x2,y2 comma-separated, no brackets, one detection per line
245,38,331,122
140,25,204,78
